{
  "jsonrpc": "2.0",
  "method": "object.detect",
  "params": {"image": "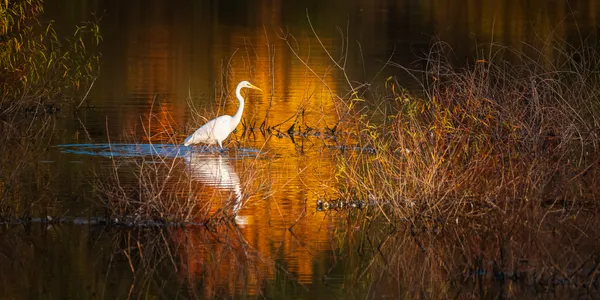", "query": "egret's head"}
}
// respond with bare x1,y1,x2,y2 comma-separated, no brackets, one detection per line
239,80,263,92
